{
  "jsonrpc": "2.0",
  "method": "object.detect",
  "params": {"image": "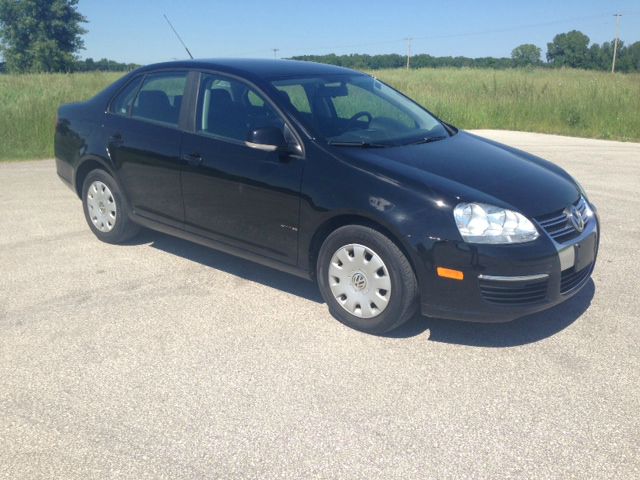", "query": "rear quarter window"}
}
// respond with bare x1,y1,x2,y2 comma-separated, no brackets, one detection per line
110,76,143,116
